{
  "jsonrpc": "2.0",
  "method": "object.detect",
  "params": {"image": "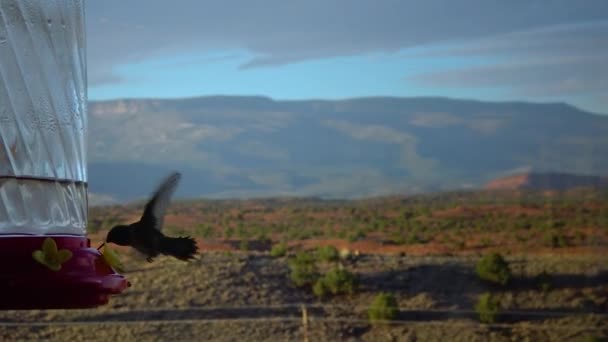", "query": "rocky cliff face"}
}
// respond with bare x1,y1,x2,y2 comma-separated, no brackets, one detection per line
485,172,608,191
84,96,608,200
